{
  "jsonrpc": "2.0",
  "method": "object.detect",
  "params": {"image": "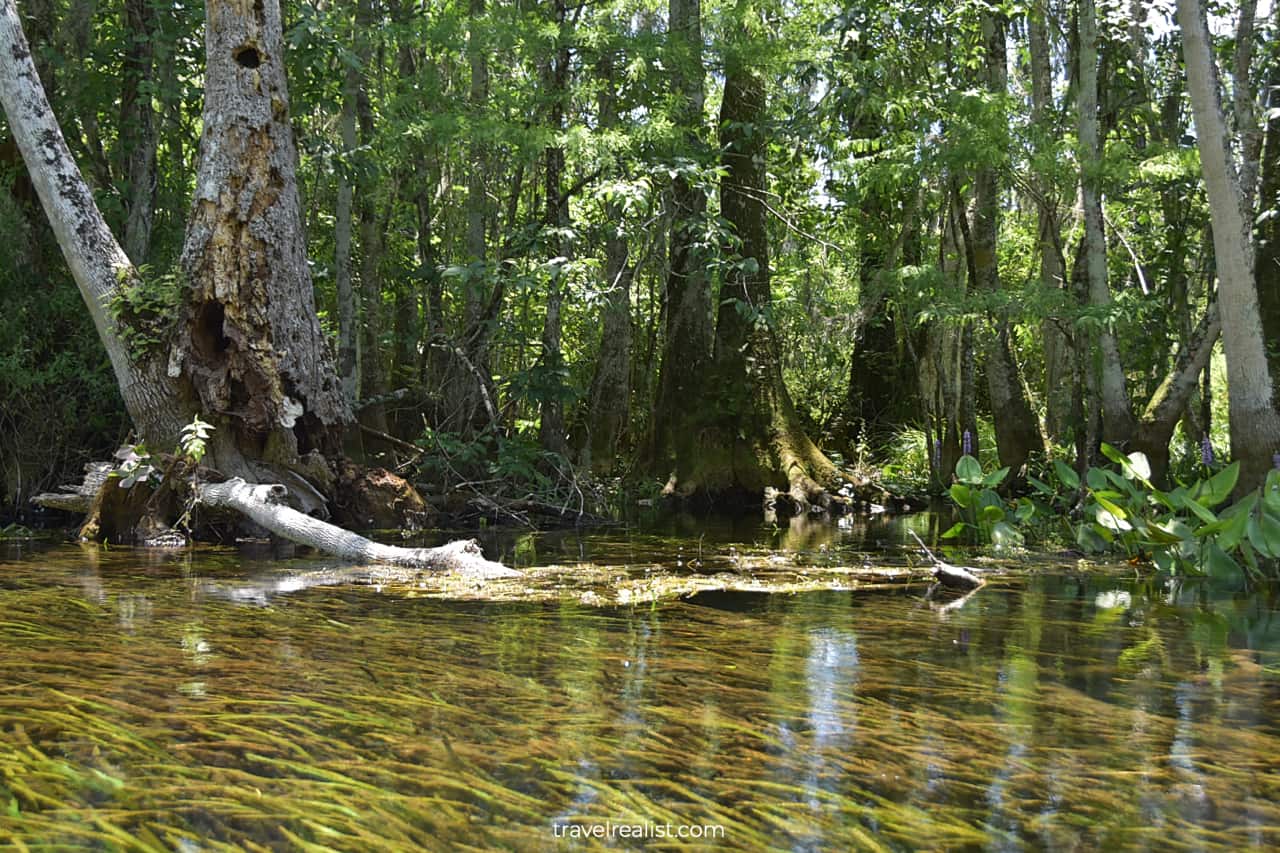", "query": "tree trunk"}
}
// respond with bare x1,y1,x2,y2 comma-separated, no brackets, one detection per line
538,0,570,457
3,0,506,570
334,10,359,404
973,10,1043,475
119,0,158,264
1256,15,1280,393
1079,0,1137,446
199,479,515,577
0,0,187,446
1178,0,1280,492
441,0,501,436
844,189,918,449
584,52,632,471
1232,0,1260,214
1029,0,1071,445
174,0,350,488
648,0,714,485
354,0,388,434
703,45,840,506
